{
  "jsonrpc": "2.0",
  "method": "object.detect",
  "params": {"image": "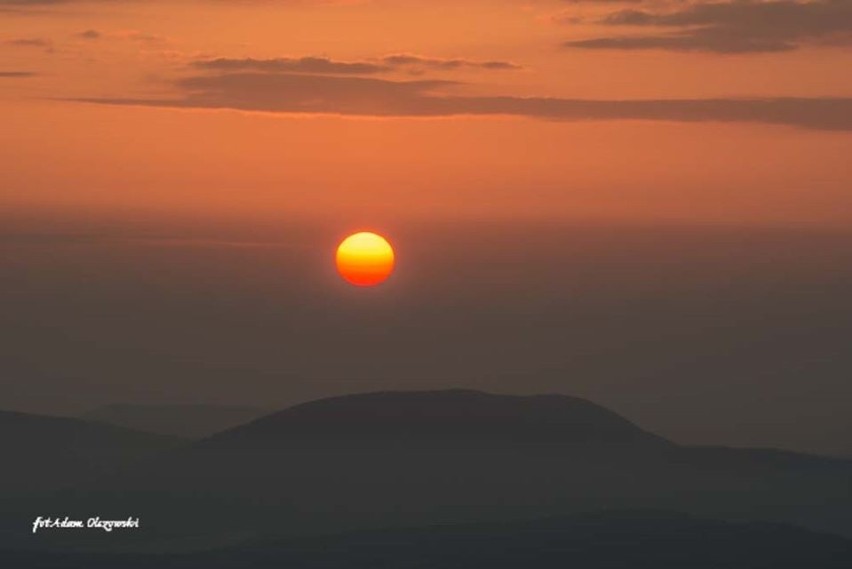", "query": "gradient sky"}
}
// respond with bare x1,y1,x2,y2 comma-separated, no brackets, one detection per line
2,0,851,225
1,0,851,456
